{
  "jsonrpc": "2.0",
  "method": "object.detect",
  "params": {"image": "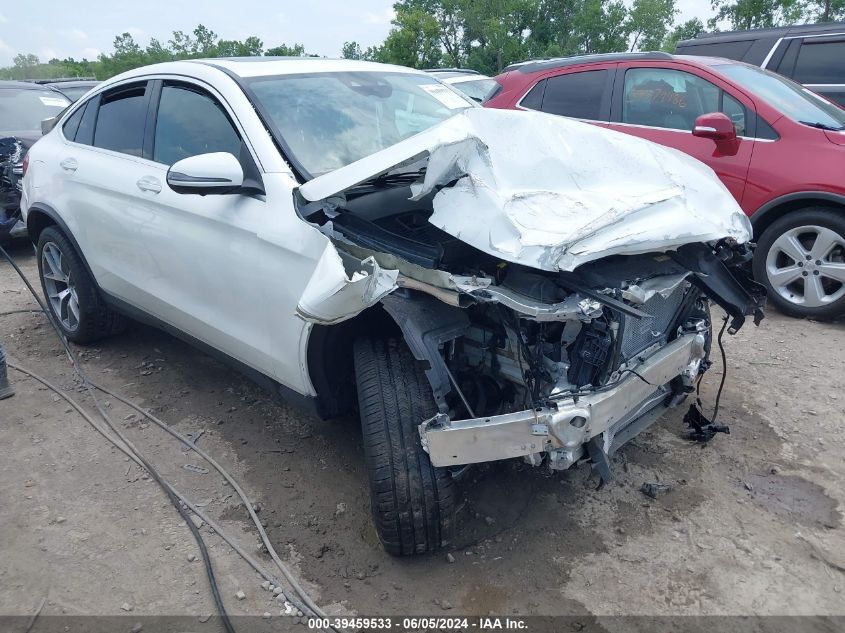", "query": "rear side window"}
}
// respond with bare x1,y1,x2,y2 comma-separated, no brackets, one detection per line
93,83,148,157
62,103,85,141
676,40,754,61
153,84,242,166
793,40,845,84
540,70,609,120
